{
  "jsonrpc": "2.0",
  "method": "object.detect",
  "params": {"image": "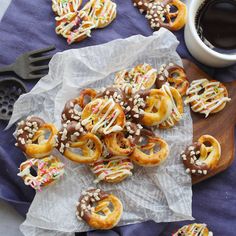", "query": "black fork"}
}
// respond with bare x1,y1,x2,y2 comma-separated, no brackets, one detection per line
0,45,55,80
